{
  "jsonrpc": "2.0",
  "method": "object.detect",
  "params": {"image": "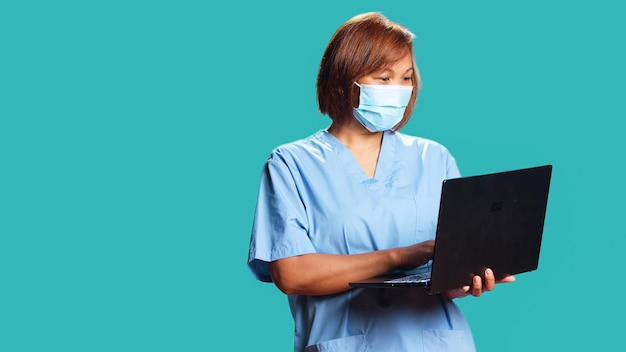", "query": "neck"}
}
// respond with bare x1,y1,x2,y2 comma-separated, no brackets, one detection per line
327,121,384,151
328,121,385,179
